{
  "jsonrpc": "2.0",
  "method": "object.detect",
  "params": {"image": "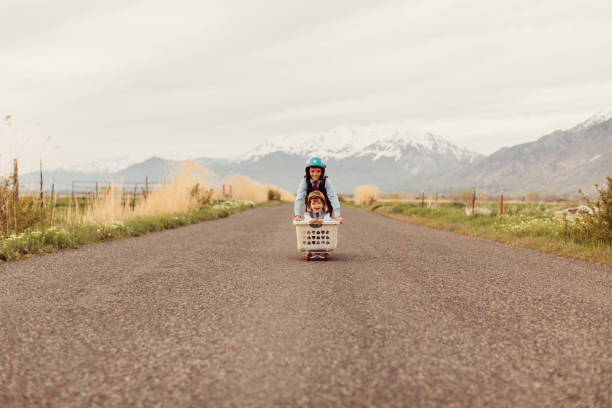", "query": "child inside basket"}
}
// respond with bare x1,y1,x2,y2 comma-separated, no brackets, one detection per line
294,157,343,223
304,191,333,225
